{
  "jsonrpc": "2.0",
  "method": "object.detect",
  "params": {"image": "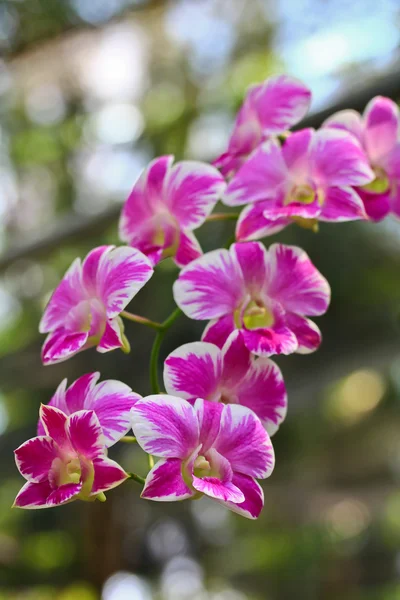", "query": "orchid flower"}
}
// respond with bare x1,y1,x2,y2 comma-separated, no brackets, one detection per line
131,395,274,519
37,373,140,446
324,96,400,221
164,331,287,435
224,128,374,241
214,74,311,179
119,155,226,267
173,241,330,356
39,245,153,365
14,405,128,509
